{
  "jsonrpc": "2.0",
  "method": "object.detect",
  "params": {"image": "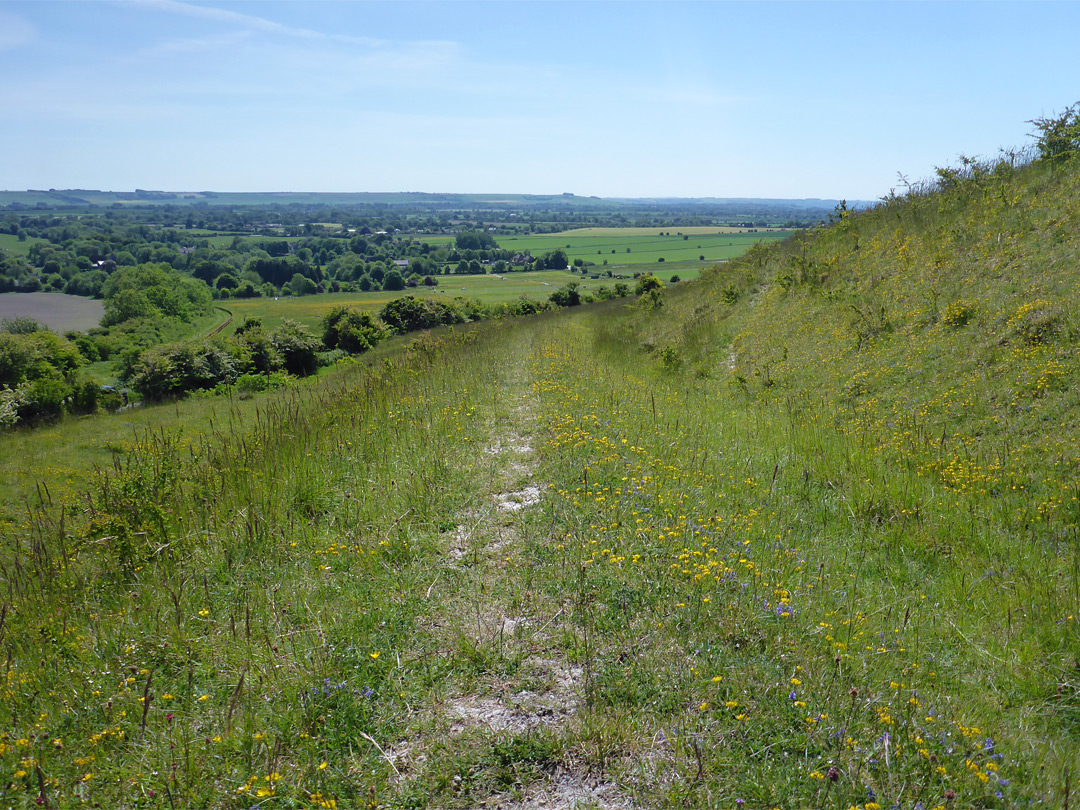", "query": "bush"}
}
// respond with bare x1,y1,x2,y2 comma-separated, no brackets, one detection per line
235,372,289,395
69,378,99,414
0,385,28,427
1029,102,1080,164
131,342,240,401
635,274,664,296
1,315,45,334
379,296,463,334
98,387,124,412
270,320,321,376
548,282,581,307
20,376,69,421
322,306,387,354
